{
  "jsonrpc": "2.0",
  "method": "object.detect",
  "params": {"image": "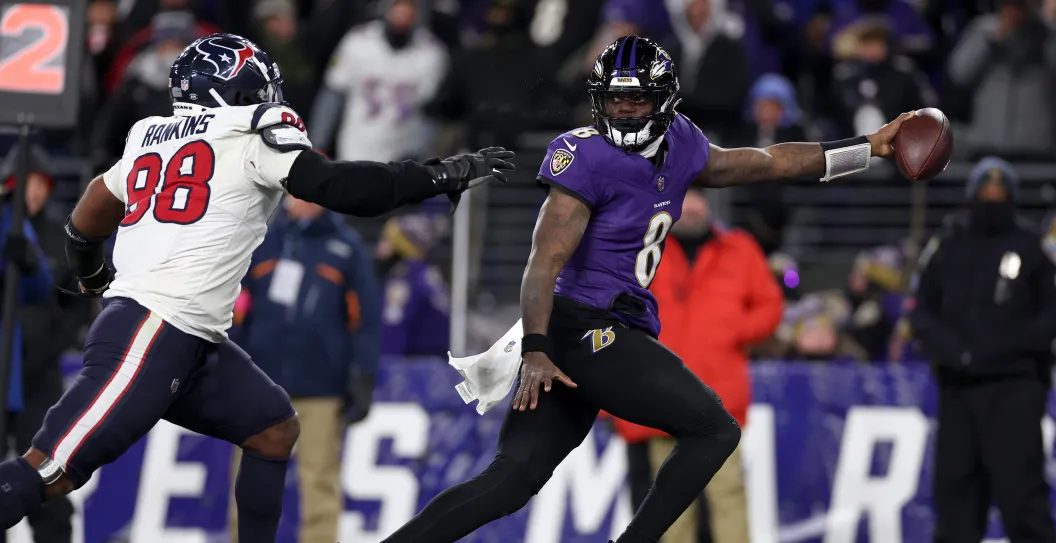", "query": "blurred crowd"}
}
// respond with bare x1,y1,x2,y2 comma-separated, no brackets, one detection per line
8,0,1056,175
